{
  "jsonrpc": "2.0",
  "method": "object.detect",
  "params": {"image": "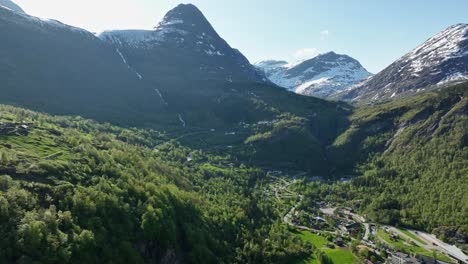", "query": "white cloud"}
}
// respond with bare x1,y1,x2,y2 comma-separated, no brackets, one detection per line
293,48,320,61
320,29,330,40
